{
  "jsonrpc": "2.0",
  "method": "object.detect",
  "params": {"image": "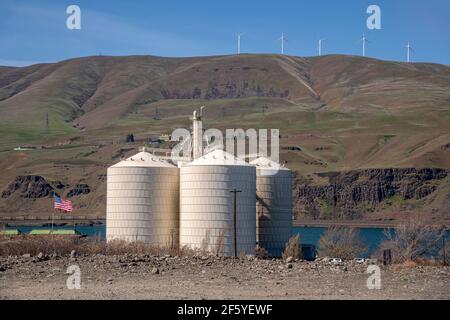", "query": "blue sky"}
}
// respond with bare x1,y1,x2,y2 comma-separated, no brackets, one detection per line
0,0,449,66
